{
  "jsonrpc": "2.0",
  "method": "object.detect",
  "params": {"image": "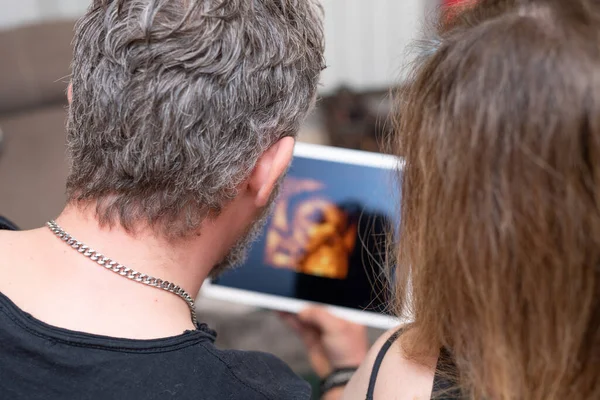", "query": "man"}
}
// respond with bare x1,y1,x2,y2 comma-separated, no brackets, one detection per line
0,0,325,398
